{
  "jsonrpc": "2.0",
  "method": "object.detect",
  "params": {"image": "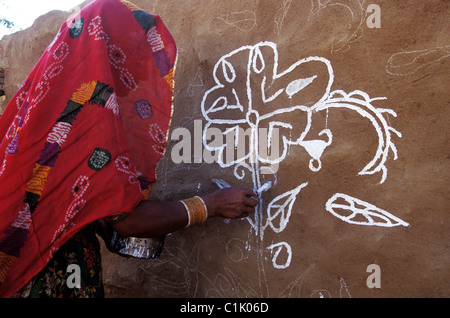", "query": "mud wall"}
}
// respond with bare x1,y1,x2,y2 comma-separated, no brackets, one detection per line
1,0,448,297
